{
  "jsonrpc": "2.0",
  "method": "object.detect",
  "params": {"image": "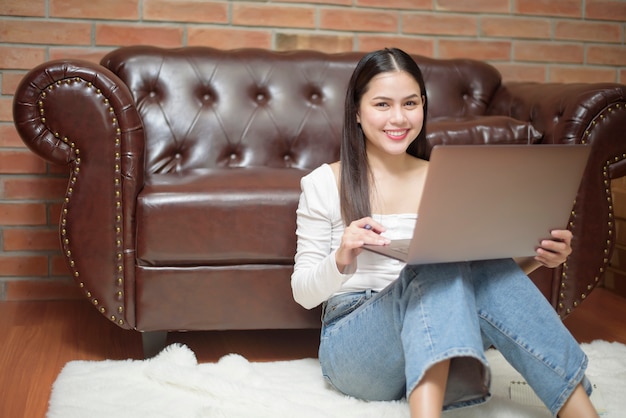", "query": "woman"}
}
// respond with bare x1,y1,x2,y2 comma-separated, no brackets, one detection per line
291,48,598,418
